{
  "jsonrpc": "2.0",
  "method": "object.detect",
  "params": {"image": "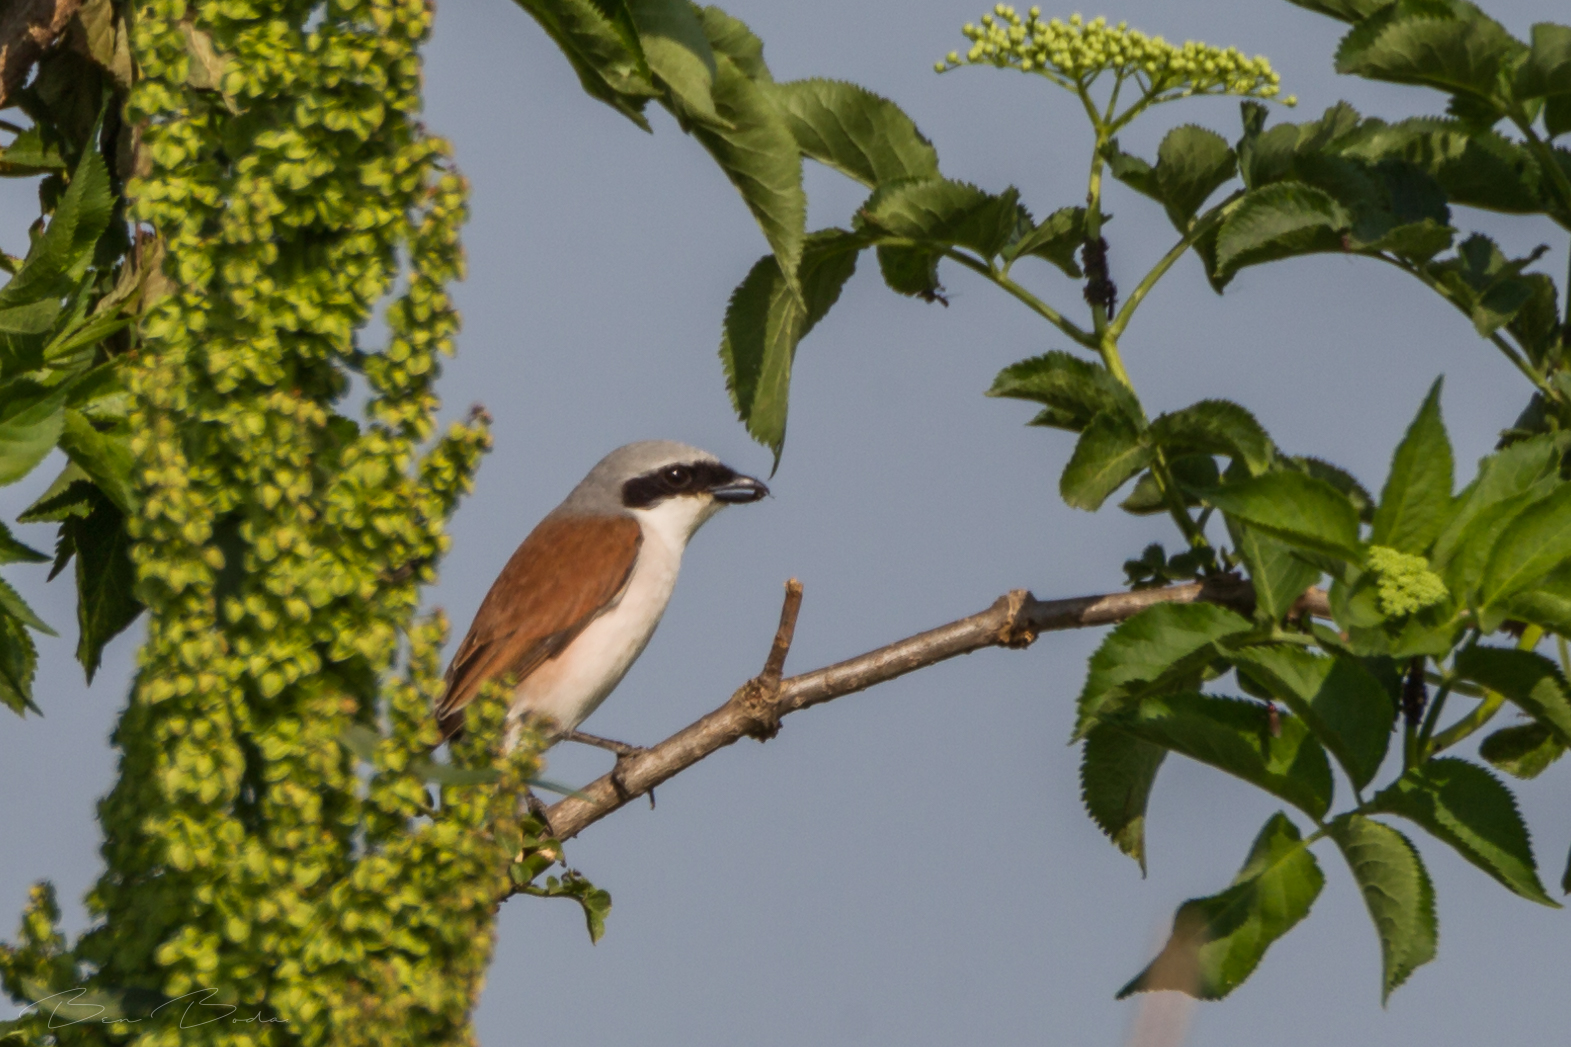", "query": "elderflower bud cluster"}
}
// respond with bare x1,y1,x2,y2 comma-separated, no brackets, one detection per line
1366,546,1450,618
935,6,1294,106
